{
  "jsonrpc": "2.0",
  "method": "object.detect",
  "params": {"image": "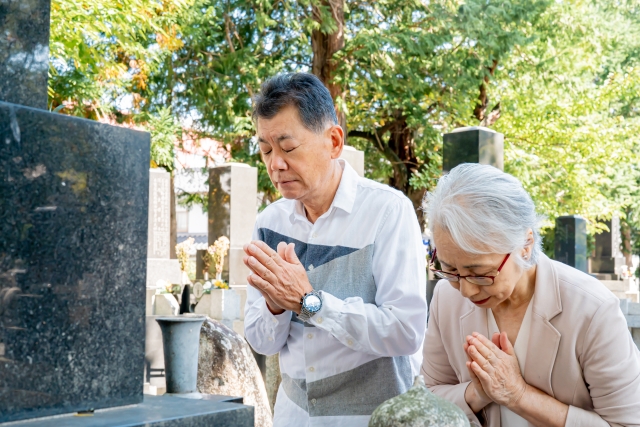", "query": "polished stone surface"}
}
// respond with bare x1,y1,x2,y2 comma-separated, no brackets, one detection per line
0,0,51,109
0,395,254,427
0,101,150,422
592,217,625,274
442,126,504,172
555,215,587,272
